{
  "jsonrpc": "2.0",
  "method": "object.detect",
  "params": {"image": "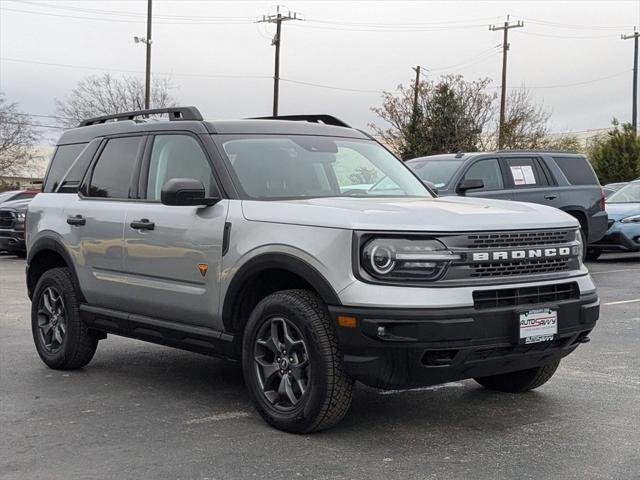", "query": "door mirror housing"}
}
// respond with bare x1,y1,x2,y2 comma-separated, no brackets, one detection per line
457,178,484,195
161,178,219,206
